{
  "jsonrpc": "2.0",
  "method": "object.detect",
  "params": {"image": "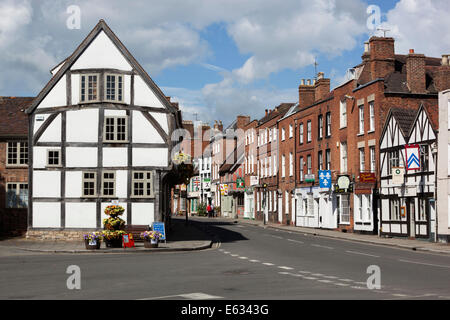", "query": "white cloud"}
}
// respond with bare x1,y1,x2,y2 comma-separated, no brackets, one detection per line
382,0,450,57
